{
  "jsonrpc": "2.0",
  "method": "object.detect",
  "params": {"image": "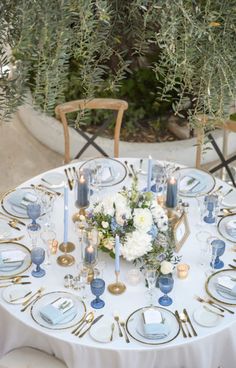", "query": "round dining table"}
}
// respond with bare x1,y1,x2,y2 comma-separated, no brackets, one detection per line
0,158,236,368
